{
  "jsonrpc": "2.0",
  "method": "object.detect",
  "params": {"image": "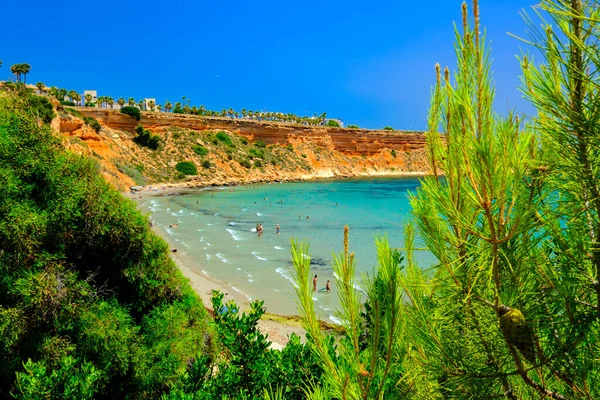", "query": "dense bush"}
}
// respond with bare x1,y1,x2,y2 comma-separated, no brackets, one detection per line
175,161,198,175
239,159,251,169
215,131,232,146
248,148,264,159
254,159,263,168
60,100,76,106
391,149,397,158
201,160,211,169
0,93,216,398
254,140,266,148
26,94,55,124
120,106,141,121
133,124,161,150
383,126,394,131
241,138,248,145
83,116,101,133
326,119,340,127
192,144,209,156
